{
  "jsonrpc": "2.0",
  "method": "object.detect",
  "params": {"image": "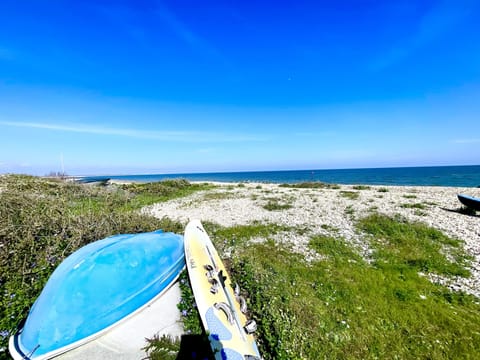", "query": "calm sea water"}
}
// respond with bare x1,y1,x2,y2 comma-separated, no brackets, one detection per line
81,165,480,187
